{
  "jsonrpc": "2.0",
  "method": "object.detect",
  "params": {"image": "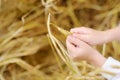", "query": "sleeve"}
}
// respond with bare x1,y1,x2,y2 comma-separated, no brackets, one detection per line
111,73,120,80
101,57,120,80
